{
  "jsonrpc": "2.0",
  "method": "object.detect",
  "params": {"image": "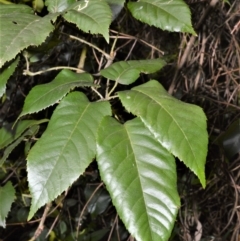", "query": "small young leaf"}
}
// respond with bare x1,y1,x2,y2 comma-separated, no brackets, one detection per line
0,125,39,167
0,181,15,228
32,0,44,13
97,117,180,241
0,119,47,149
19,70,94,119
0,57,19,99
27,92,111,220
127,0,196,35
100,59,166,85
63,0,112,43
0,5,58,68
118,80,208,187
